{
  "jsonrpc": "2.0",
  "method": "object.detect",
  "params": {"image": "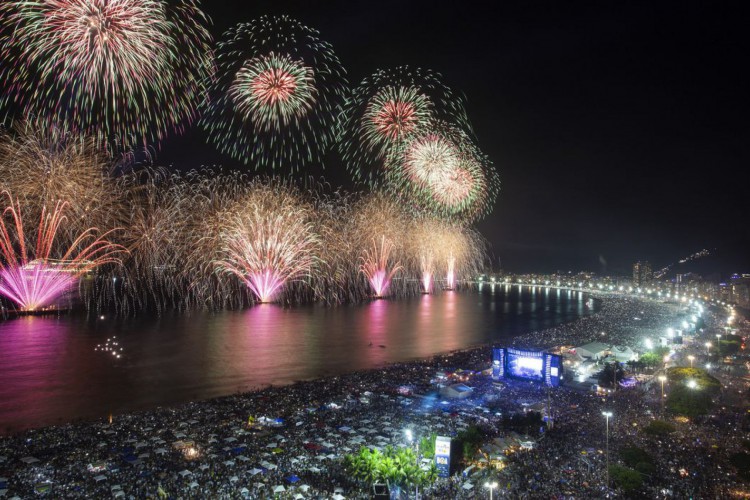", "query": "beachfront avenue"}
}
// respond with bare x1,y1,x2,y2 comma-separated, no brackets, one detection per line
0,292,747,498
